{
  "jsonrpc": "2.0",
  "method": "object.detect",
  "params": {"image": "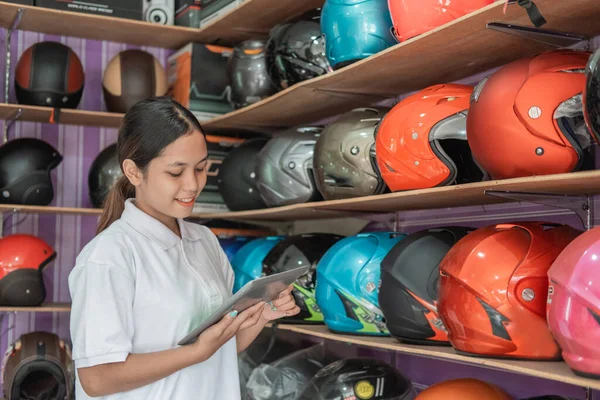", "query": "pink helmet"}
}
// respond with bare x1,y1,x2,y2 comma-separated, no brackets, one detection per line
547,227,600,378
